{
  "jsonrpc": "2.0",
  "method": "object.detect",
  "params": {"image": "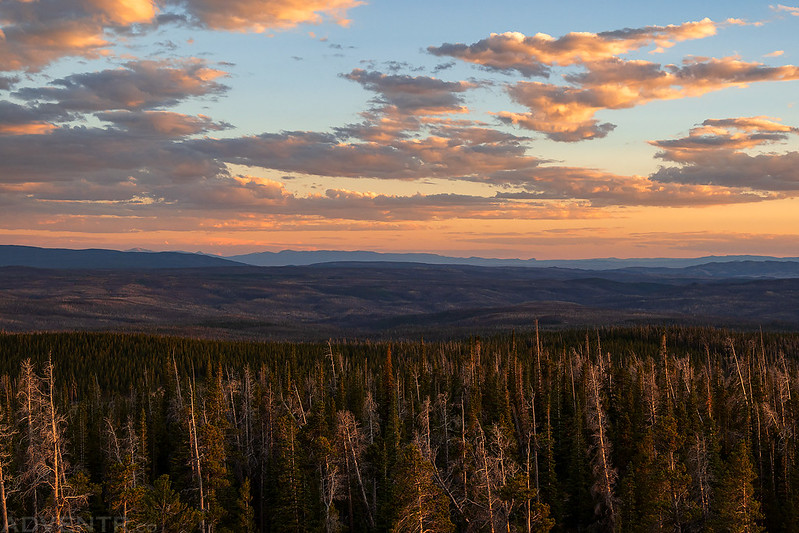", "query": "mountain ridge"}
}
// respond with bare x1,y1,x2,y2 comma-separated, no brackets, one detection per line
226,249,799,270
0,245,244,269
3,245,799,274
